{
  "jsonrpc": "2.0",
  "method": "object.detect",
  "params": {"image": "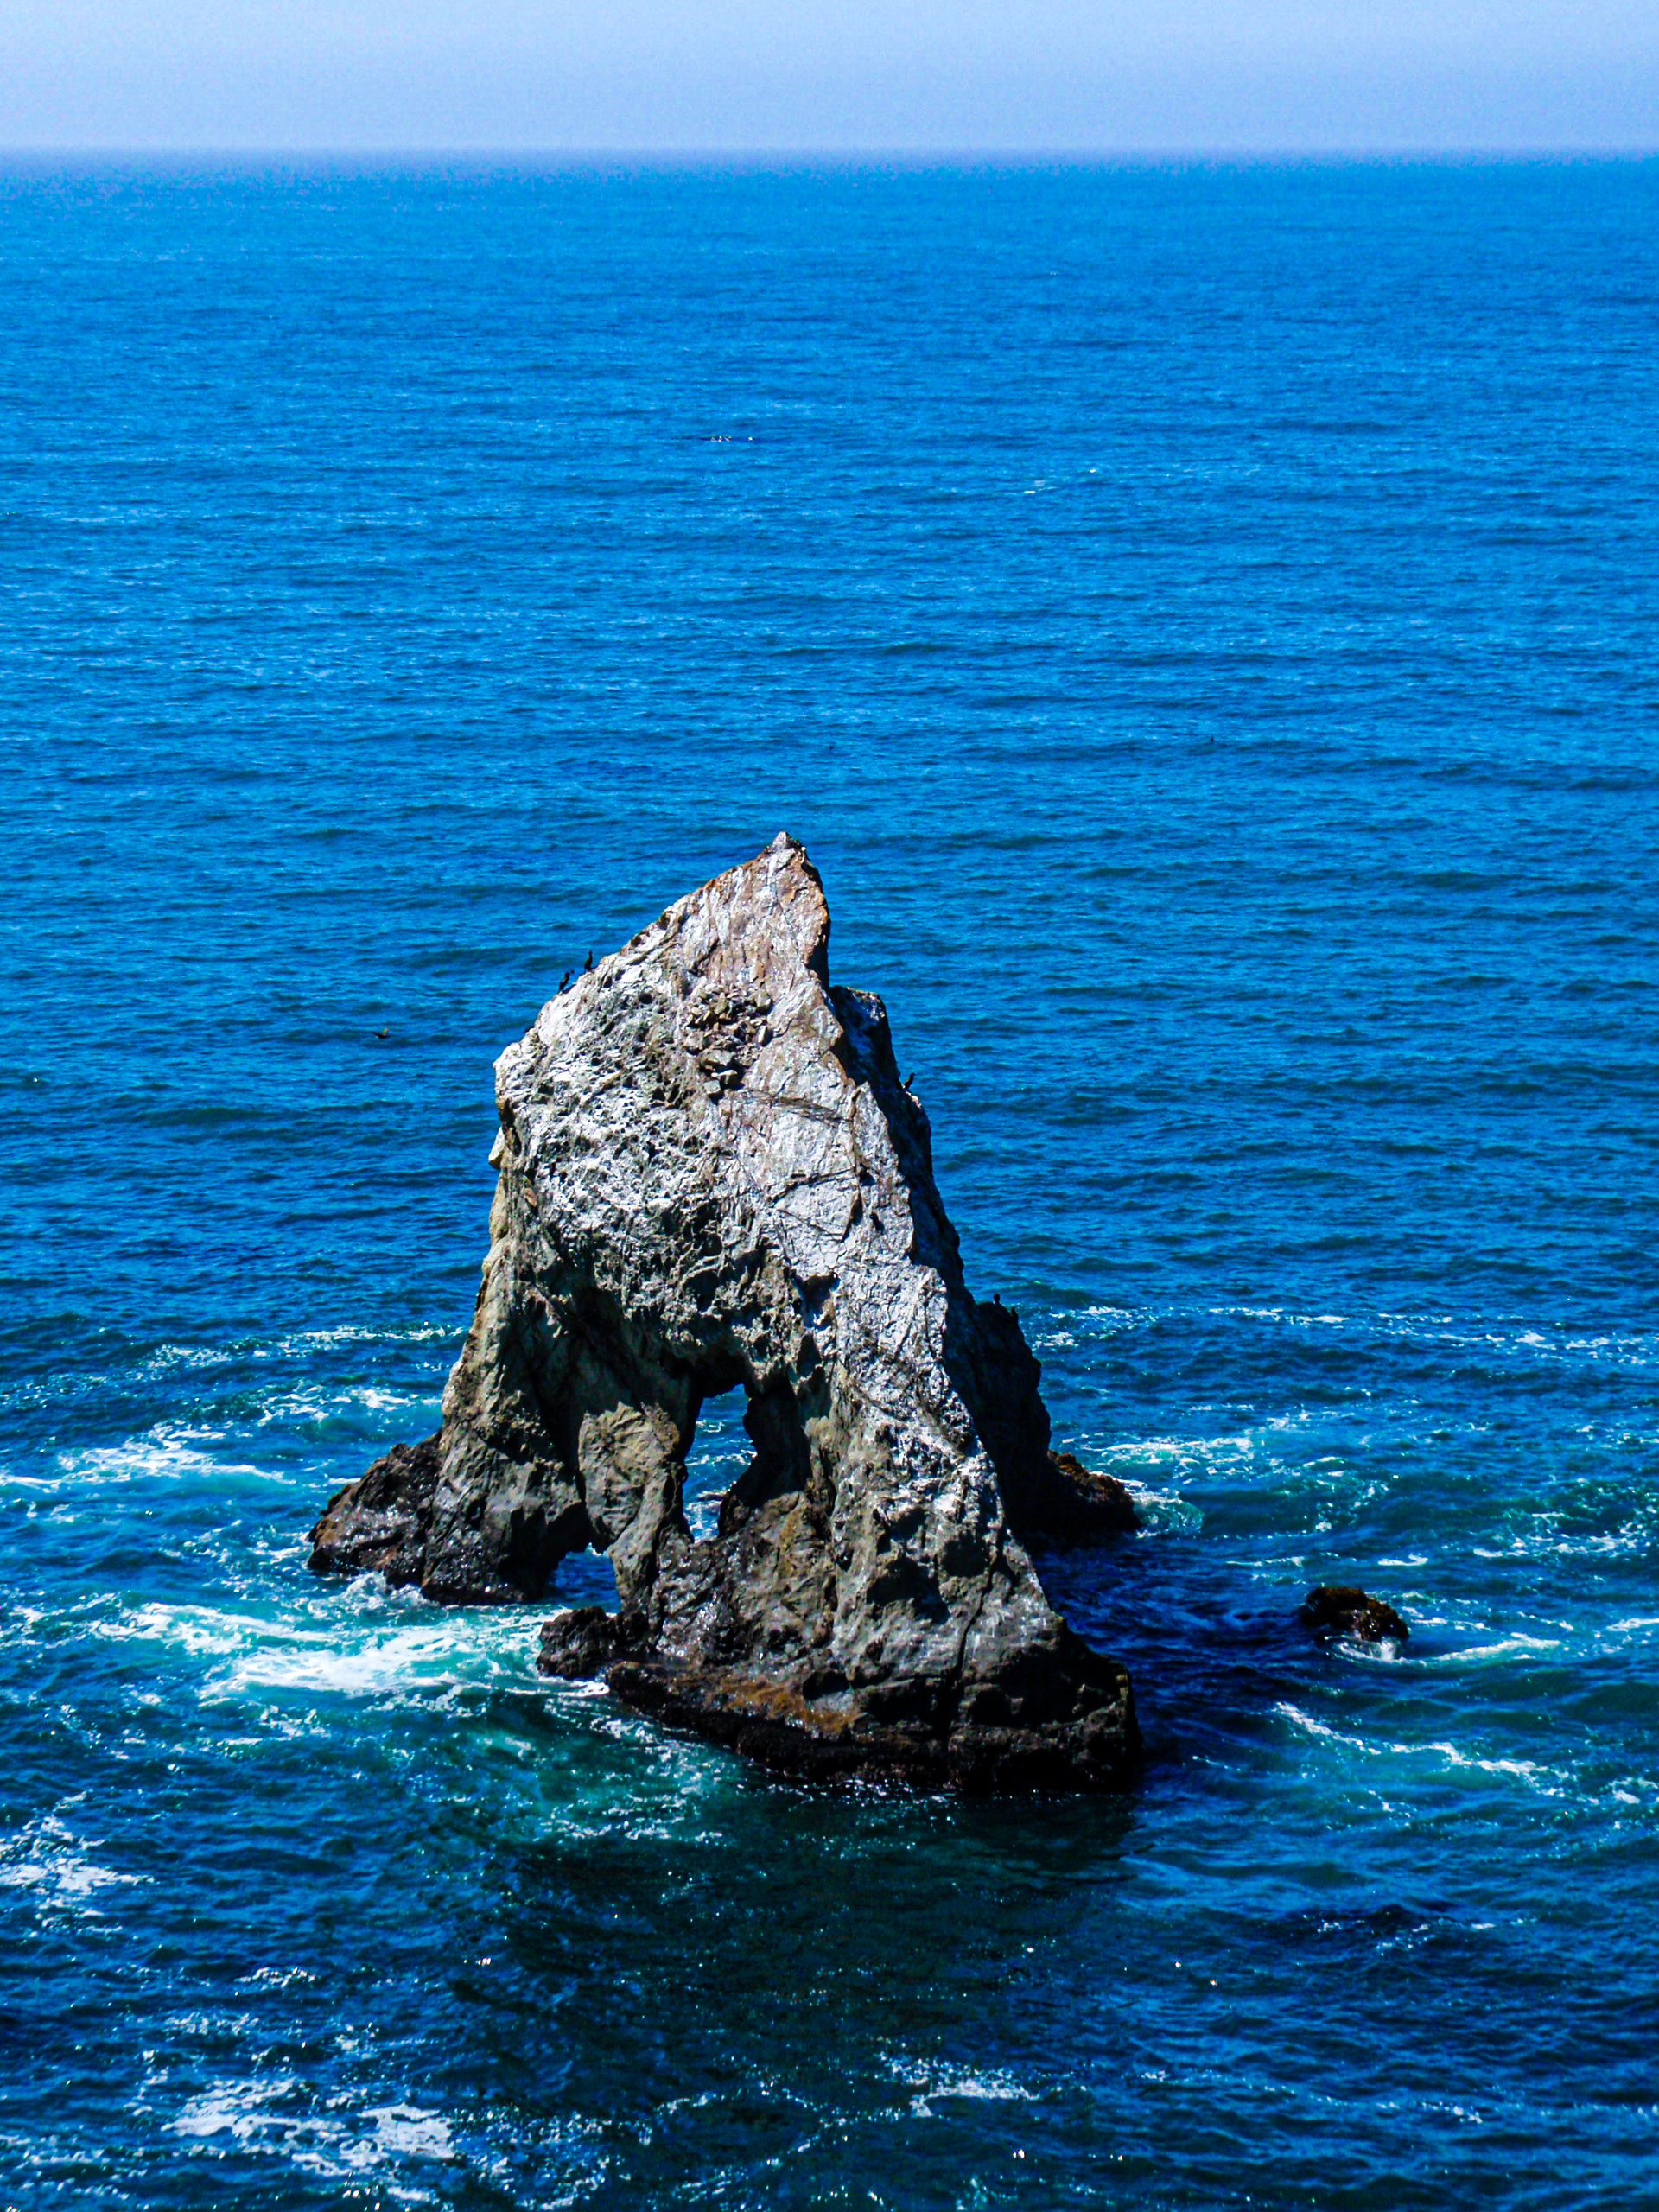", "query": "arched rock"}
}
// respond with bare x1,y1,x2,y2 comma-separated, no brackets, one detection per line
310,835,1137,1789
